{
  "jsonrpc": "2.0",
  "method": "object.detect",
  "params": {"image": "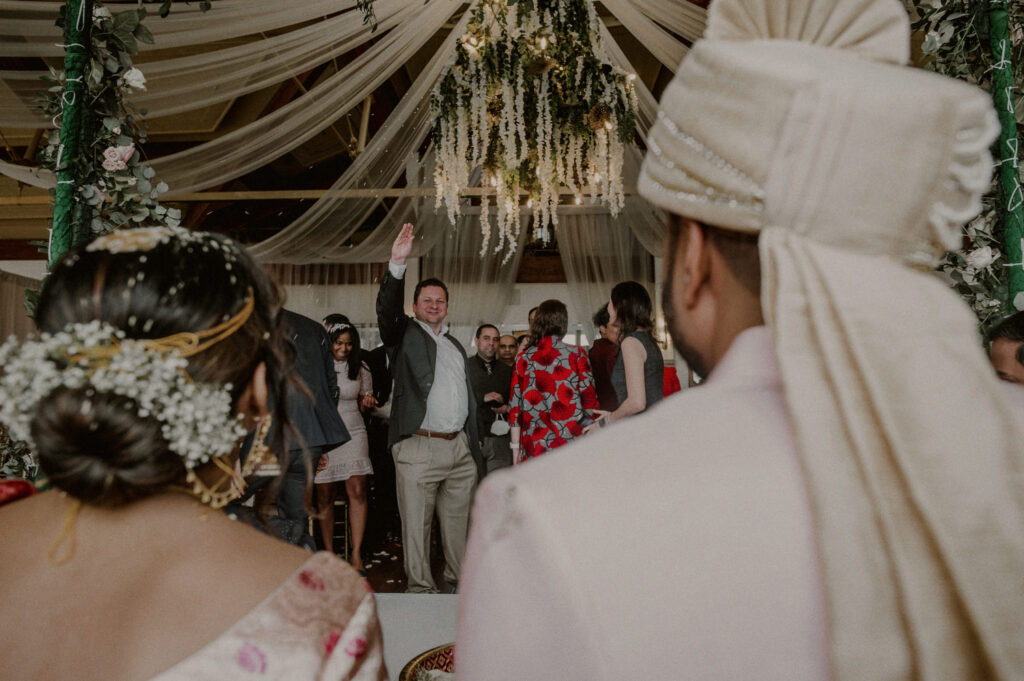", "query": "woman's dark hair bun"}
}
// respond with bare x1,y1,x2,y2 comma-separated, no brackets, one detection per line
32,387,185,507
